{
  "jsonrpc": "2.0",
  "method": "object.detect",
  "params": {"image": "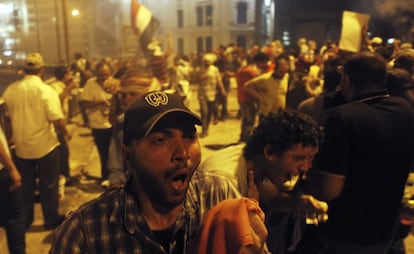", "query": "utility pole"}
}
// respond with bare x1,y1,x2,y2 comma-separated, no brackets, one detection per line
62,0,70,64
33,1,42,53
54,0,62,63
